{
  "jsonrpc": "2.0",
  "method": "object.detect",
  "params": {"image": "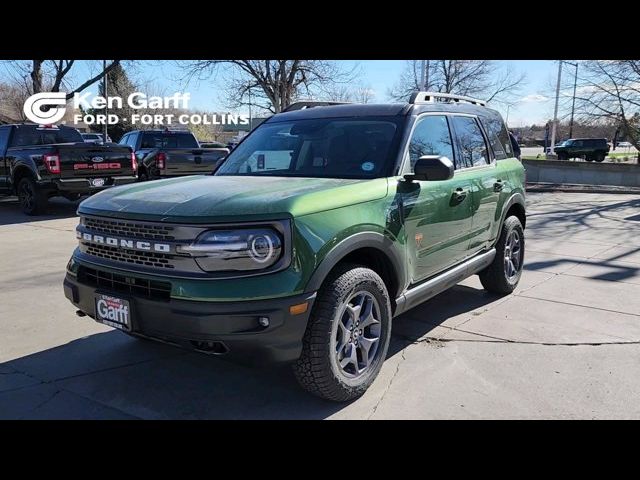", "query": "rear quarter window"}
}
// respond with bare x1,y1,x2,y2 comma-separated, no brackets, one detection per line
479,113,512,160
